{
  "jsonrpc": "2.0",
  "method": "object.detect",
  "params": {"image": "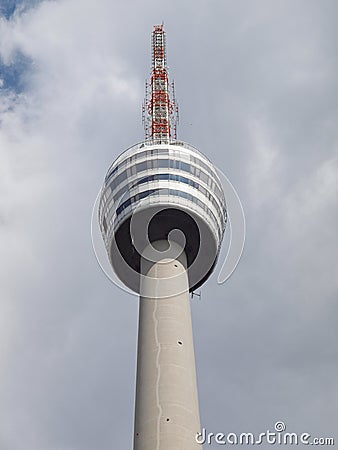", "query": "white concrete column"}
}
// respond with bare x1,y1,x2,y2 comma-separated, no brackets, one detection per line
133,241,202,449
